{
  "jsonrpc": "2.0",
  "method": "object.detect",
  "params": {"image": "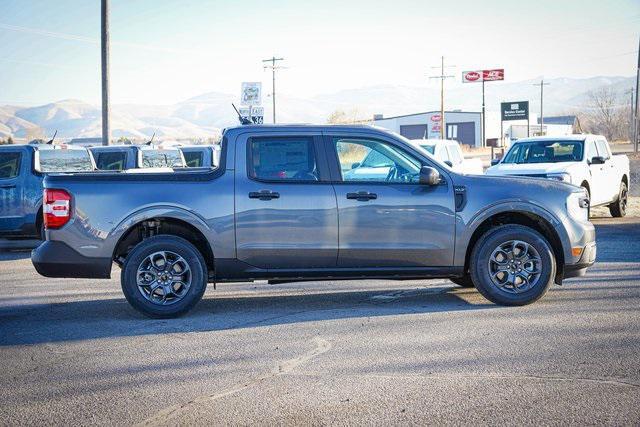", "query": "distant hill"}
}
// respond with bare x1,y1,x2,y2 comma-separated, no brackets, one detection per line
0,75,634,141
